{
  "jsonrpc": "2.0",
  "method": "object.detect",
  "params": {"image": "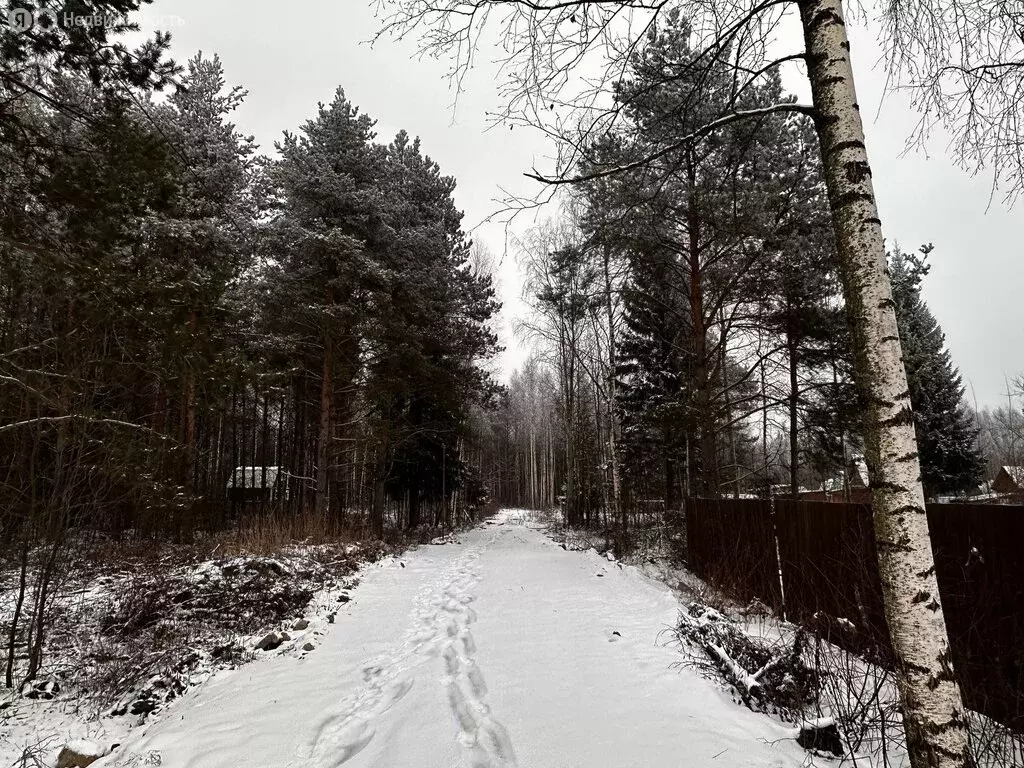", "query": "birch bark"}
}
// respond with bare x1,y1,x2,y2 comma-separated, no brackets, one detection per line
798,1,970,764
